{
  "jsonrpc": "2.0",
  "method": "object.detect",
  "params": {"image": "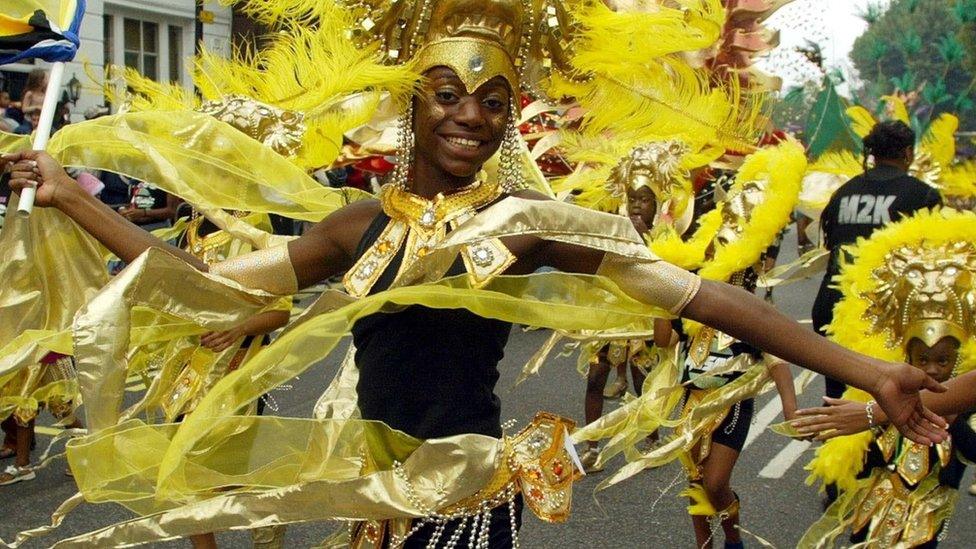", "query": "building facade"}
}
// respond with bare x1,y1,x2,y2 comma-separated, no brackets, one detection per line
1,1,233,121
